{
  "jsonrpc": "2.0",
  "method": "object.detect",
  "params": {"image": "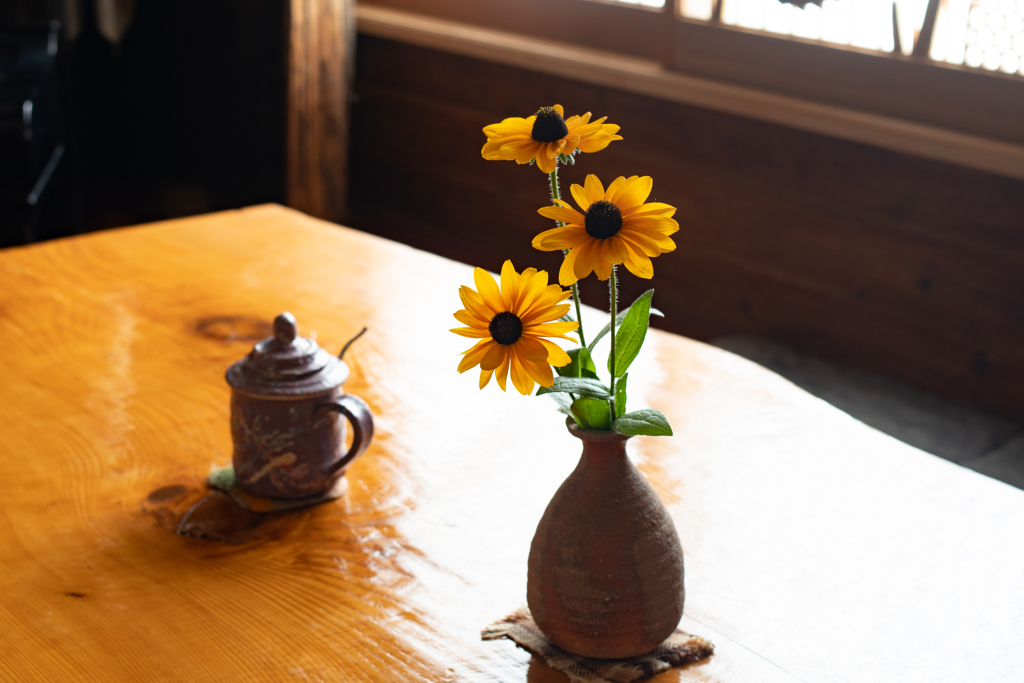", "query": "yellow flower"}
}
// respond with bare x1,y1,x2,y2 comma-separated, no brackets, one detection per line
481,105,622,174
452,261,579,395
533,174,678,286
